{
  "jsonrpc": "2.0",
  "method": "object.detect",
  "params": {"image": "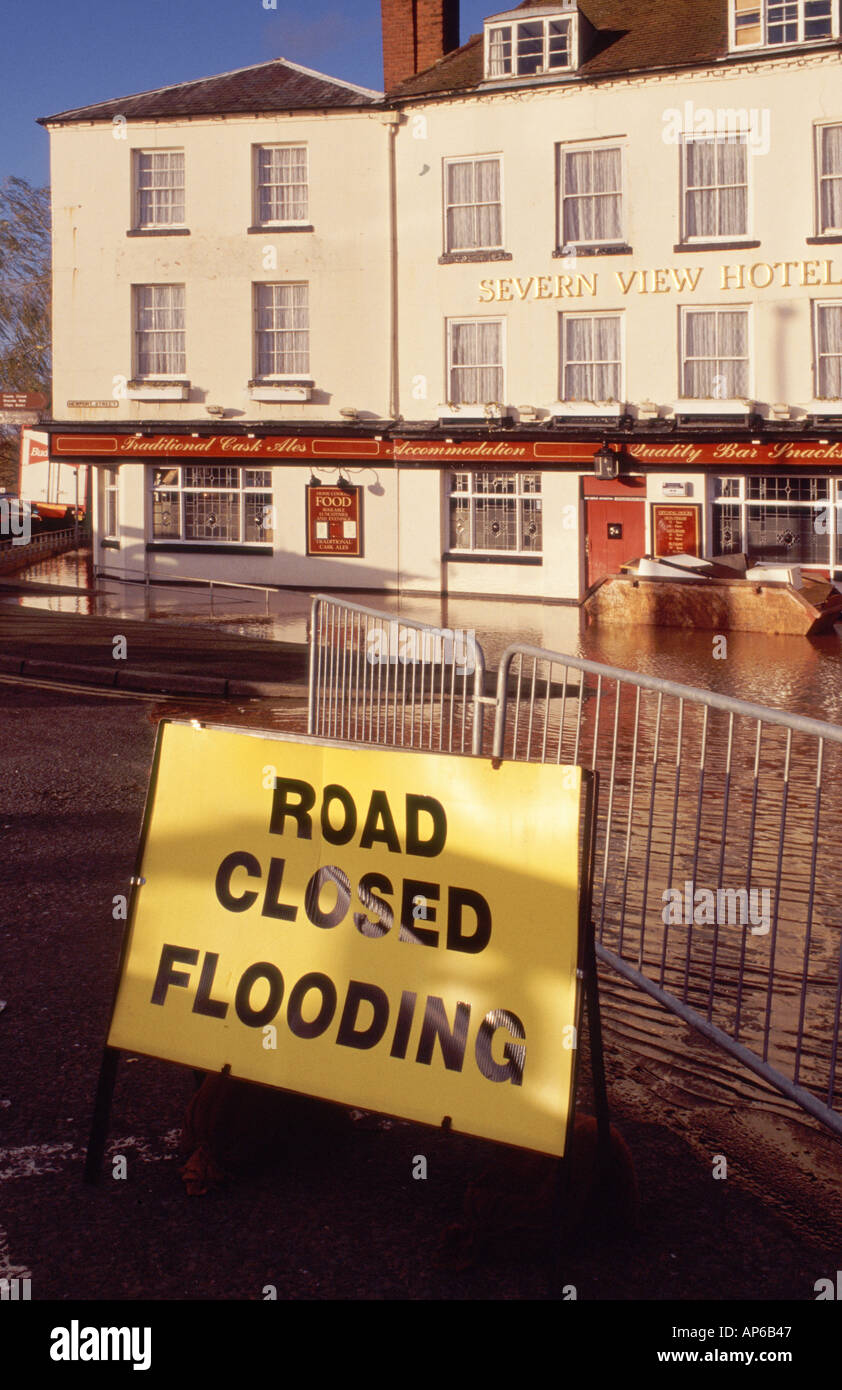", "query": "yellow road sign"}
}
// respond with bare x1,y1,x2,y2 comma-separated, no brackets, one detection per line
108,722,588,1156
